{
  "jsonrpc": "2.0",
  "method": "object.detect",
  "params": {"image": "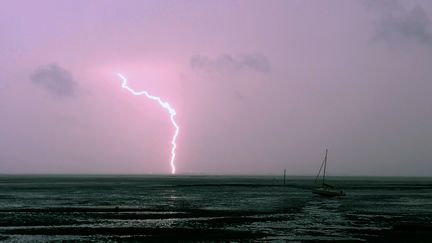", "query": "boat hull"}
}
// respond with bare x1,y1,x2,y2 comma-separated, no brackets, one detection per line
312,187,346,197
